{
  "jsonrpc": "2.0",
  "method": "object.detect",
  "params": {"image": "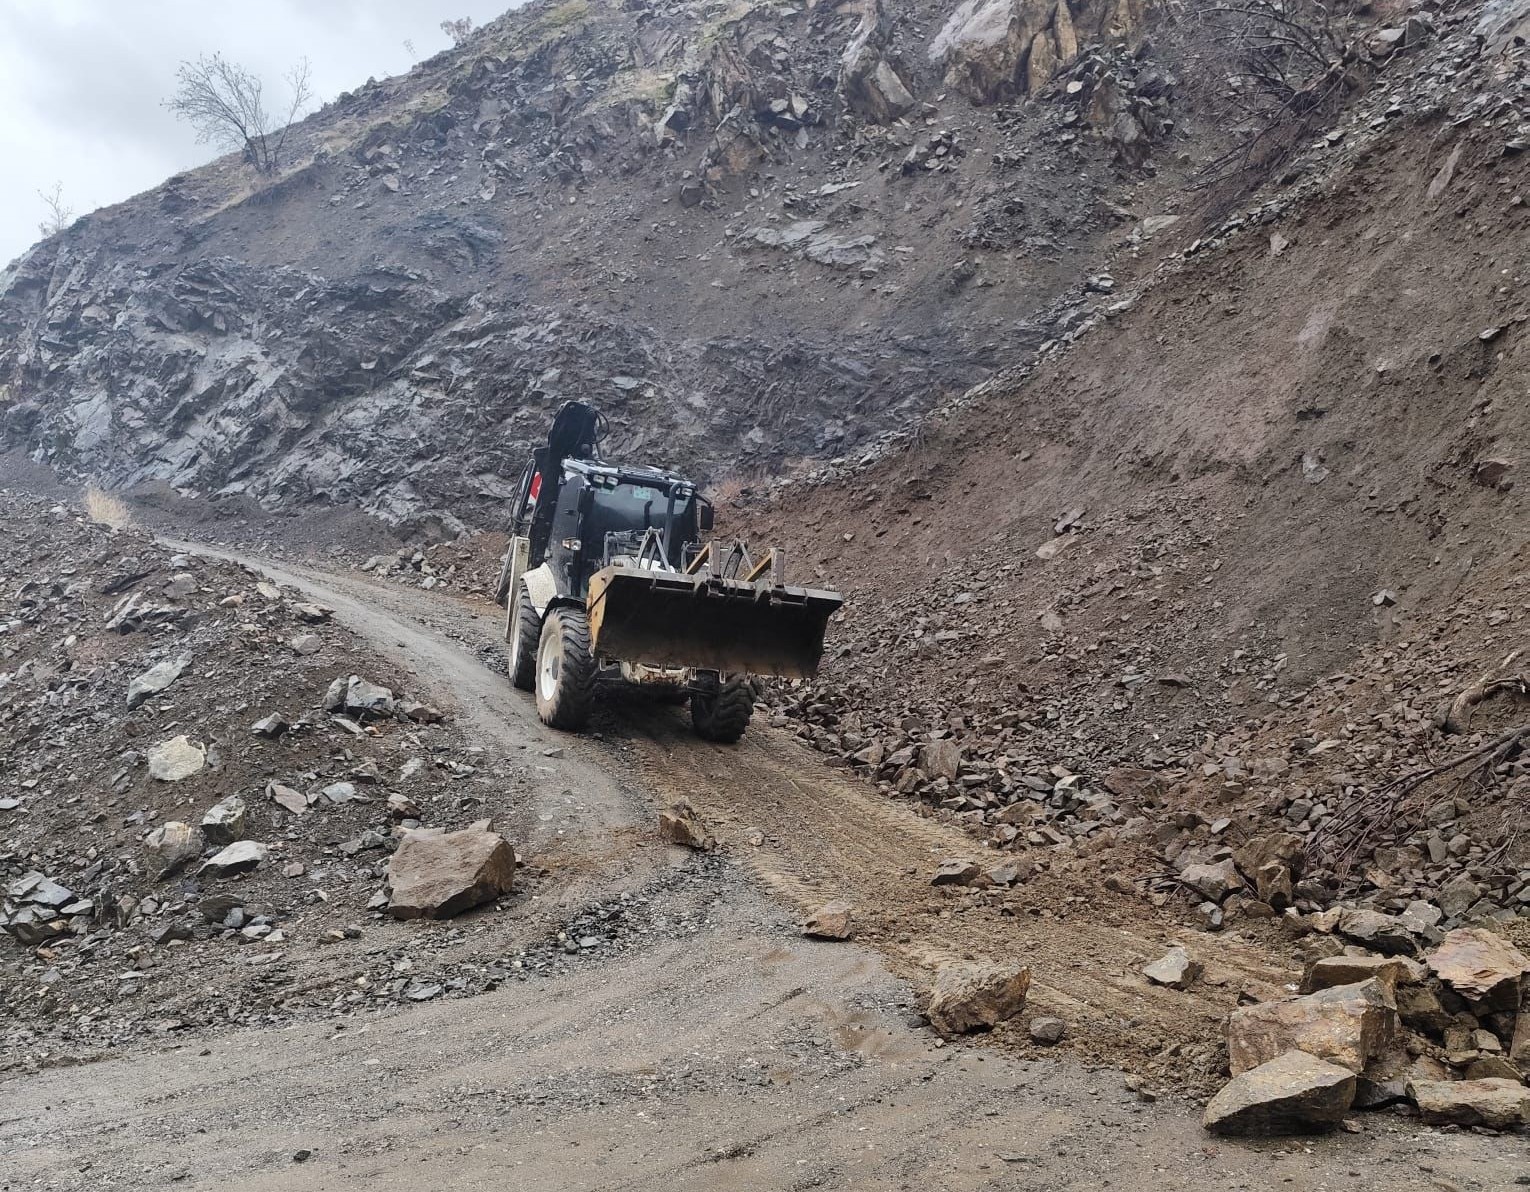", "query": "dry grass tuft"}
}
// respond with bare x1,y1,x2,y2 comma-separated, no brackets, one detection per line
83,484,133,529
